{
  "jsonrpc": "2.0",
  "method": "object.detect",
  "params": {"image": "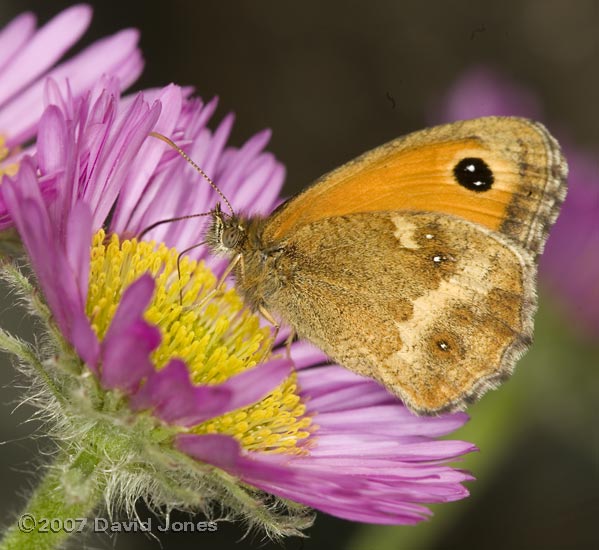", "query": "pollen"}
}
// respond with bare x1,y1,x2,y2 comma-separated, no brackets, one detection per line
193,373,314,454
87,229,313,454
0,135,19,179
